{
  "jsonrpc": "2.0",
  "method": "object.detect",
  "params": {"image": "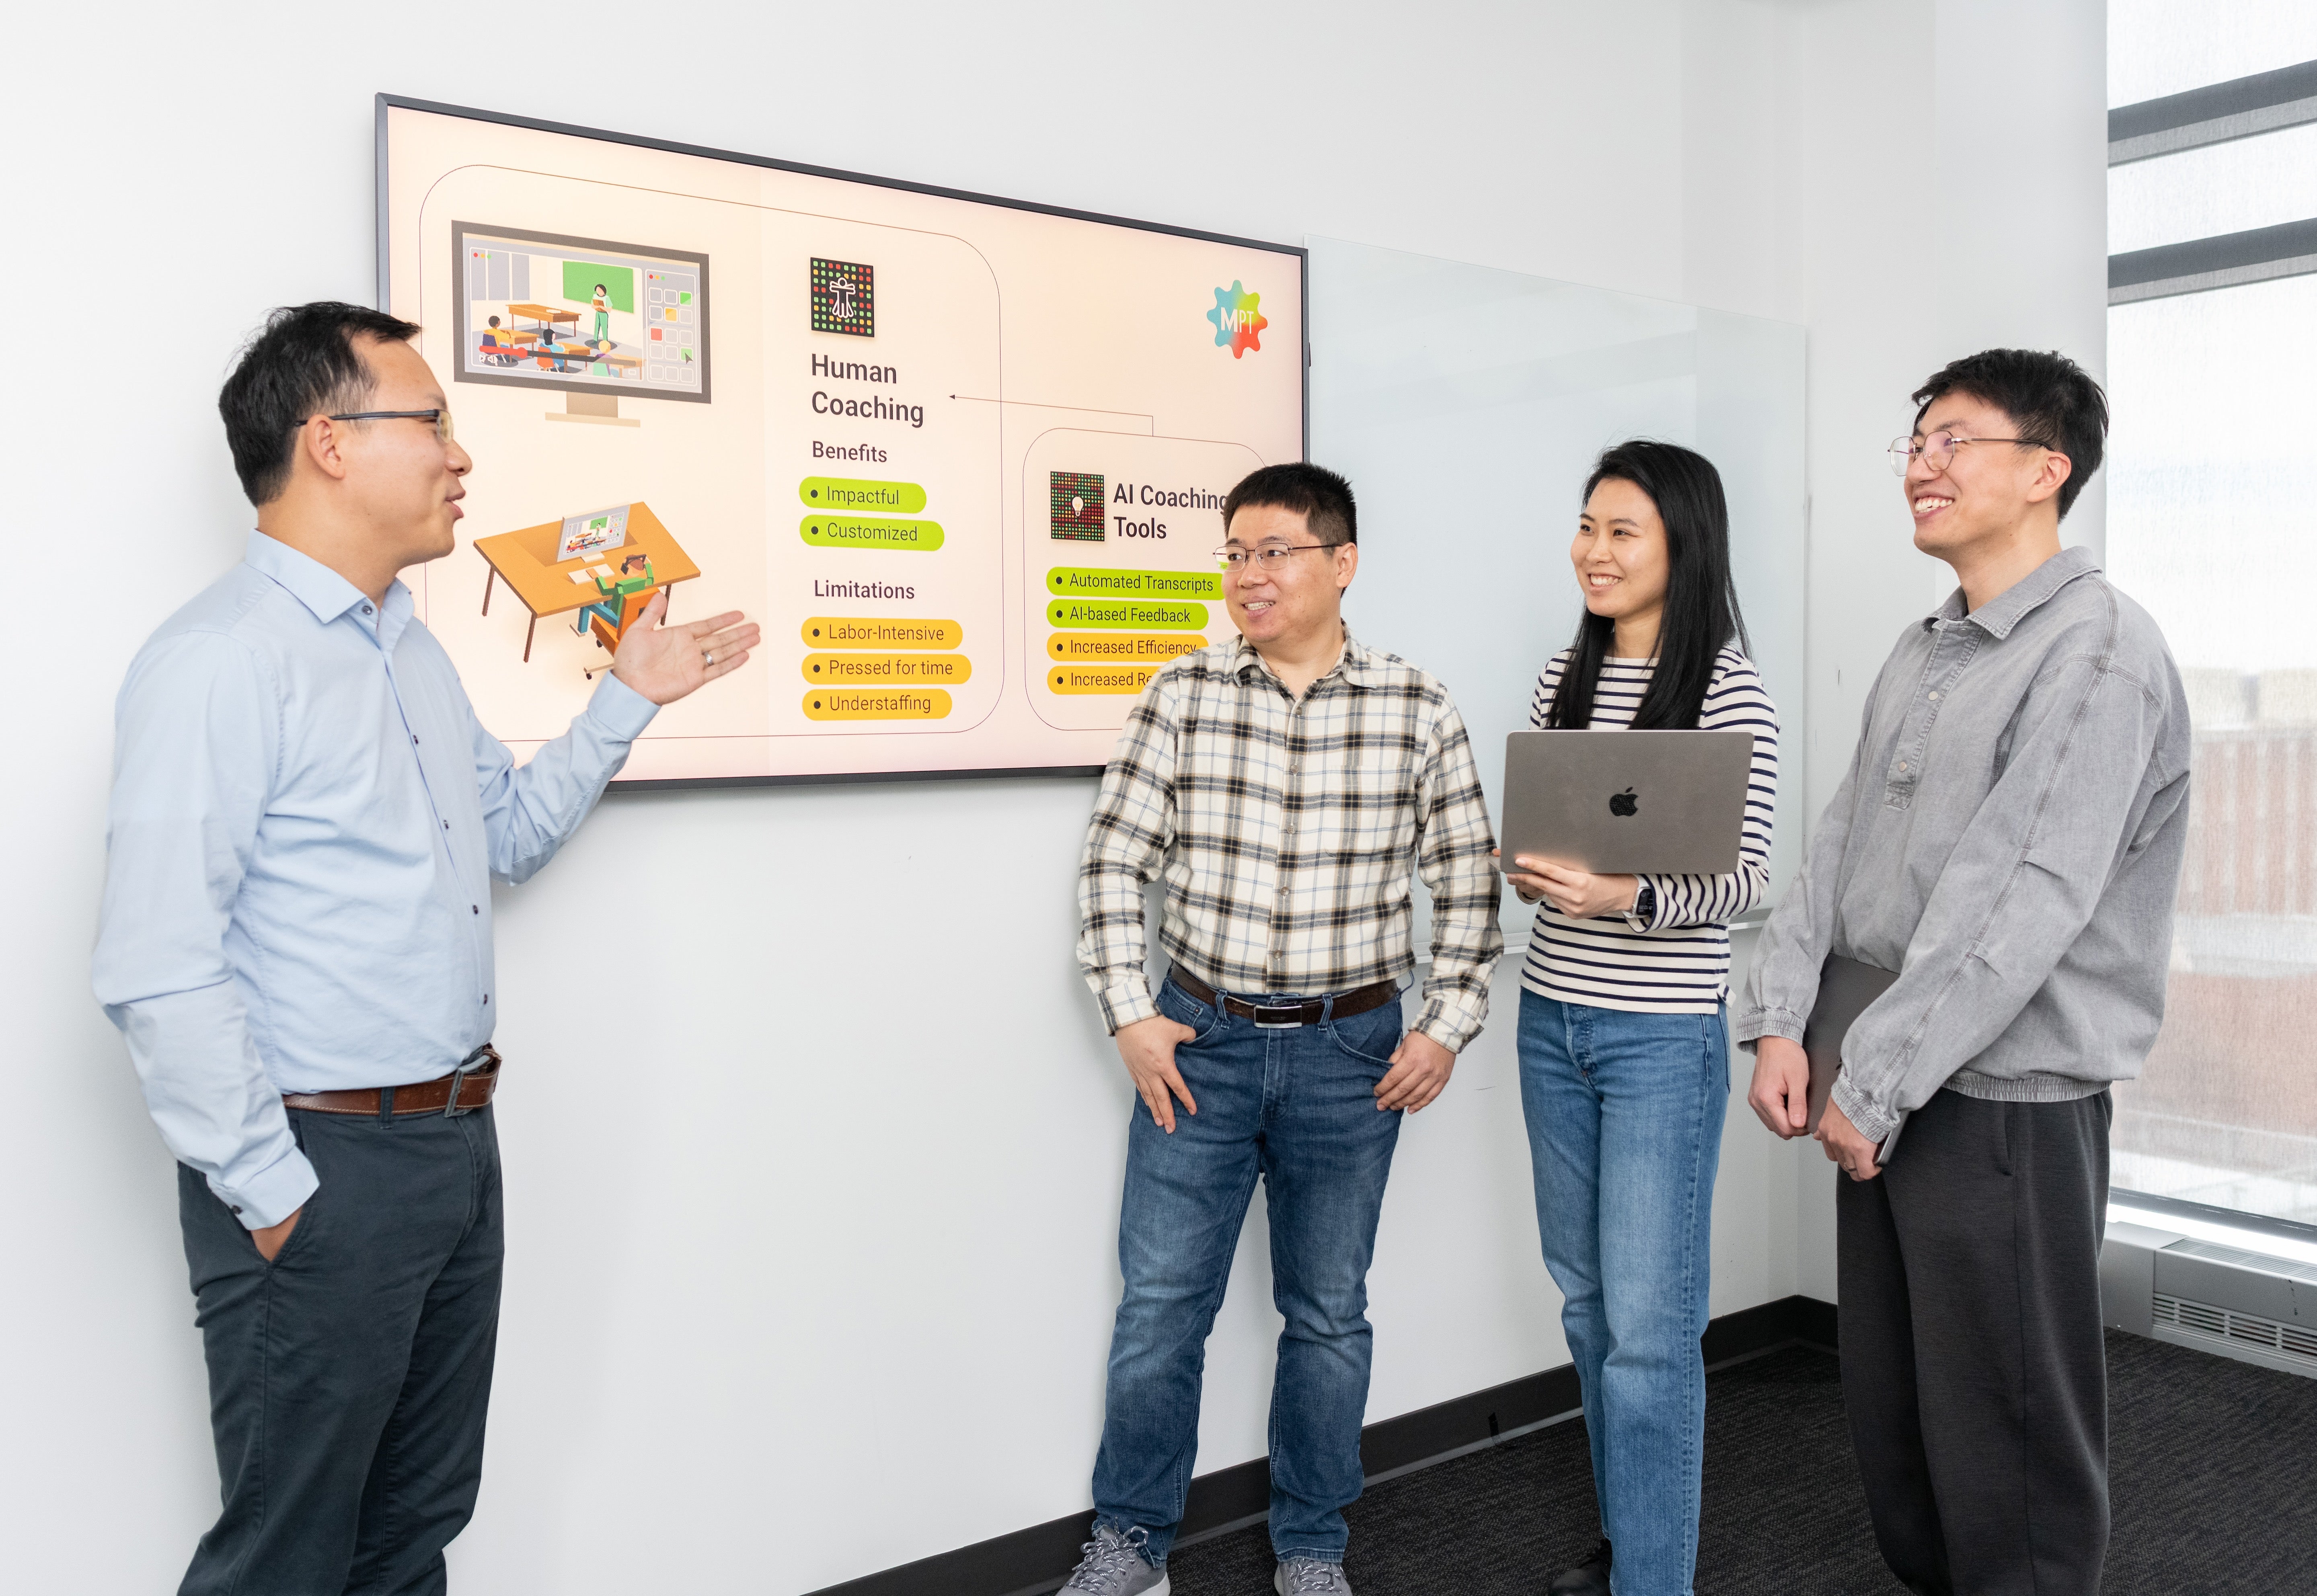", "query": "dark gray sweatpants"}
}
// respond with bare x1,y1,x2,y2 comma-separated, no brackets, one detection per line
177,1104,504,1596
1837,1086,2112,1596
